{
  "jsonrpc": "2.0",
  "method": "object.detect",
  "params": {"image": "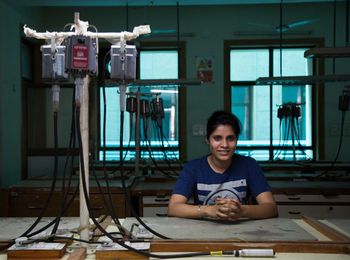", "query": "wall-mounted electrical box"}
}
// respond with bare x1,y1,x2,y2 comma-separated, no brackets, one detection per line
110,45,137,82
41,45,68,81
64,35,98,76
